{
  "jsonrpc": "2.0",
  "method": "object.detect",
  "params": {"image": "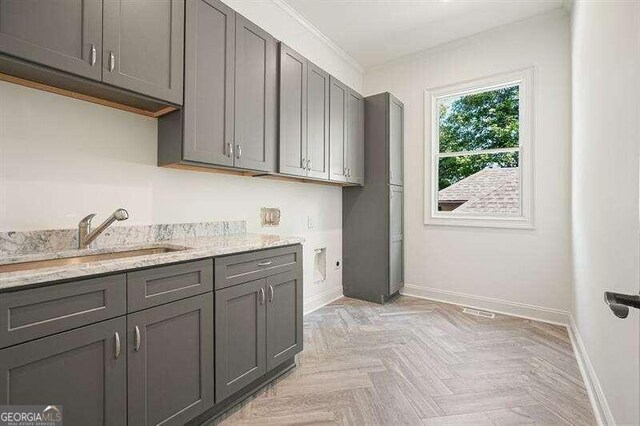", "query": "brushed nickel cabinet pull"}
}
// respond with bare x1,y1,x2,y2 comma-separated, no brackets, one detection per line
227,142,233,158
134,326,141,352
236,144,242,159
307,160,311,170
109,51,115,72
268,285,274,303
301,158,306,169
257,261,272,267
90,44,97,66
259,288,265,305
114,332,121,359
